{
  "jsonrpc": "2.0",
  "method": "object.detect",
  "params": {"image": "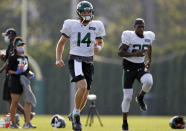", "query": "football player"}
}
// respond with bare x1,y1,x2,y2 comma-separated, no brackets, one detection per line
56,1,105,131
118,18,155,131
